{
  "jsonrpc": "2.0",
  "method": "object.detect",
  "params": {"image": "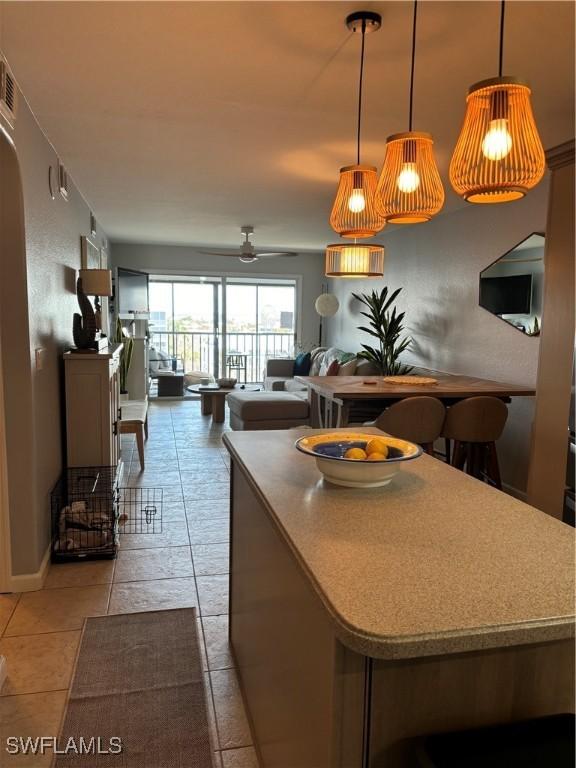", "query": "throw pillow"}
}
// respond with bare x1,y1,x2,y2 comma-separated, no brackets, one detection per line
325,359,340,376
148,346,160,375
310,349,325,376
319,347,346,375
293,352,311,376
157,350,173,370
338,358,358,376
